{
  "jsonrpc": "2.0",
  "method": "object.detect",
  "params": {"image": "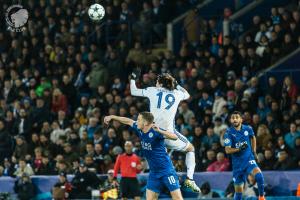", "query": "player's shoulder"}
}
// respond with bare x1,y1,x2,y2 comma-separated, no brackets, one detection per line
242,124,253,131
225,126,234,134
146,86,156,90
